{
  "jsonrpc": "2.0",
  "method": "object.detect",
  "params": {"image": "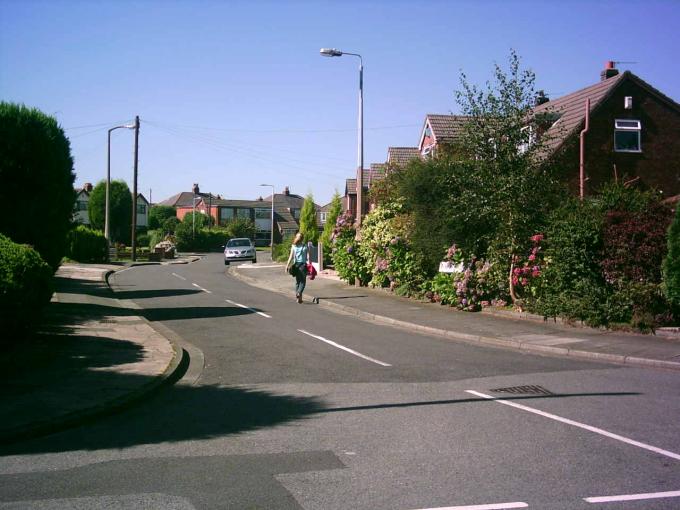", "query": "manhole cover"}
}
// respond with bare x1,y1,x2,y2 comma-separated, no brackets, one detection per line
490,385,553,395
